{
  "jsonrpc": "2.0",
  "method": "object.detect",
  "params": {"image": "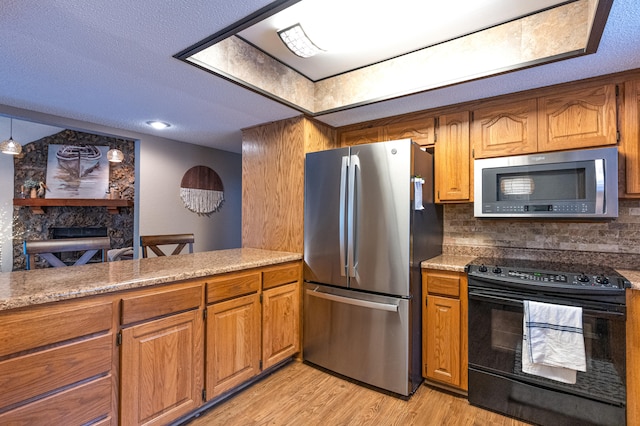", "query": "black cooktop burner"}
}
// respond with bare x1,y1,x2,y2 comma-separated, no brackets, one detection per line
467,257,631,295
